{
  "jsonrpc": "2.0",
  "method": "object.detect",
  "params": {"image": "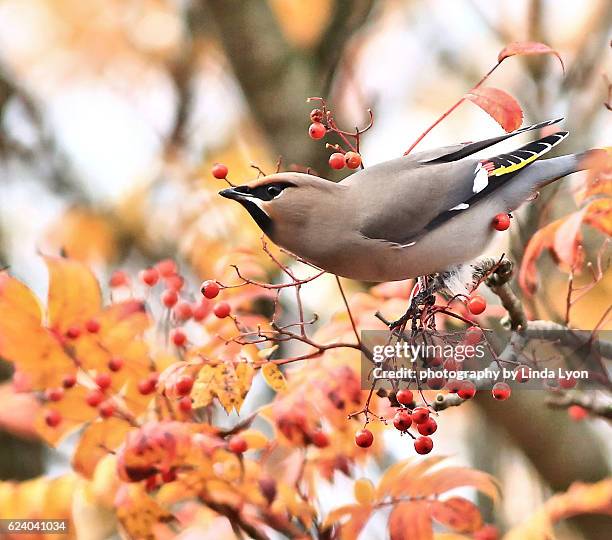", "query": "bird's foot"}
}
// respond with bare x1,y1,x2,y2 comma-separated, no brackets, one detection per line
387,276,439,333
